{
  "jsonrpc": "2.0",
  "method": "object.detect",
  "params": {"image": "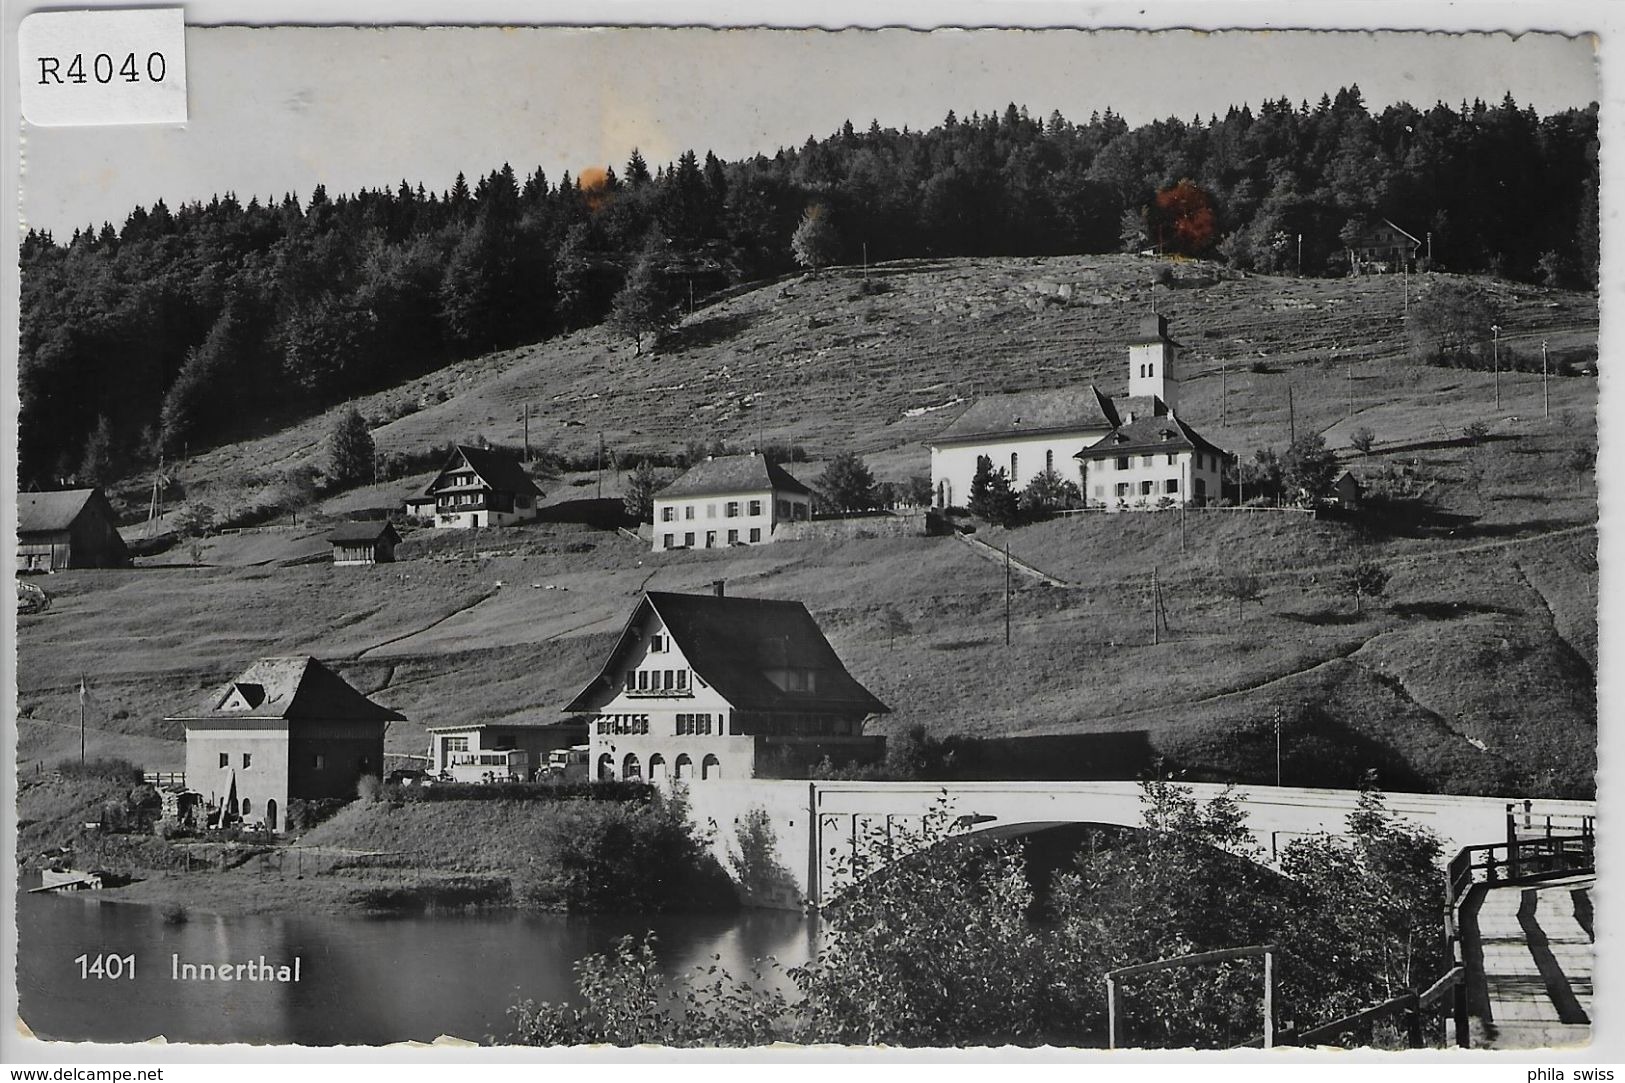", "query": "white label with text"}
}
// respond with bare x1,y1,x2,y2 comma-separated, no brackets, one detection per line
19,9,187,127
